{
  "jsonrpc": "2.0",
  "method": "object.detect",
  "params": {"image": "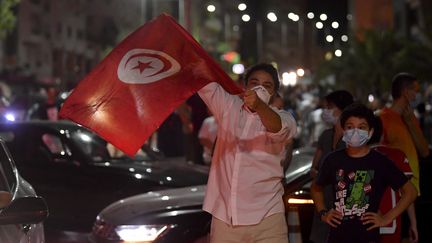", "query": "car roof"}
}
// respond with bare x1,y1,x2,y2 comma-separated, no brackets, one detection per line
0,120,87,132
